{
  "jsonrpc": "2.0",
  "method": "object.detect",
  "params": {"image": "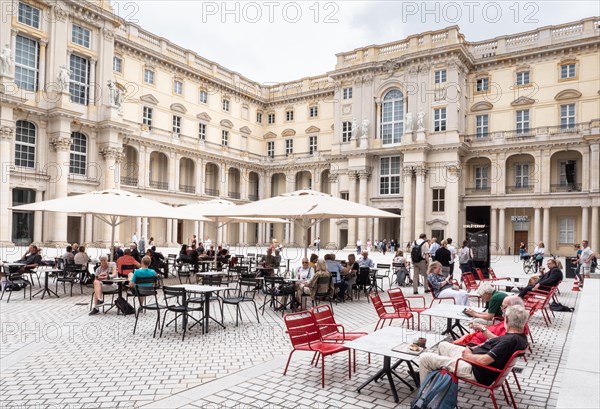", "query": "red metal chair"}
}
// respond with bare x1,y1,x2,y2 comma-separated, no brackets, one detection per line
369,292,413,331
452,349,527,409
474,267,491,282
311,304,369,372
387,288,420,330
283,310,351,387
524,286,558,326
462,272,483,307
488,268,510,281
